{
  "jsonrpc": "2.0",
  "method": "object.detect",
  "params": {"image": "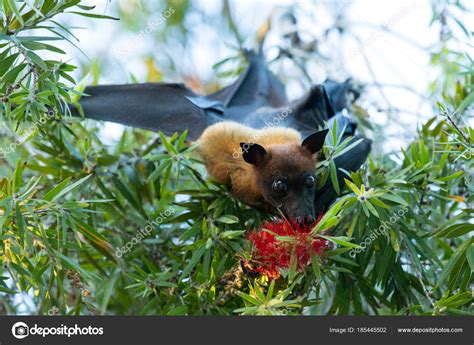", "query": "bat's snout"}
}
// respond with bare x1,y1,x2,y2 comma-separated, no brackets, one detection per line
285,203,315,225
